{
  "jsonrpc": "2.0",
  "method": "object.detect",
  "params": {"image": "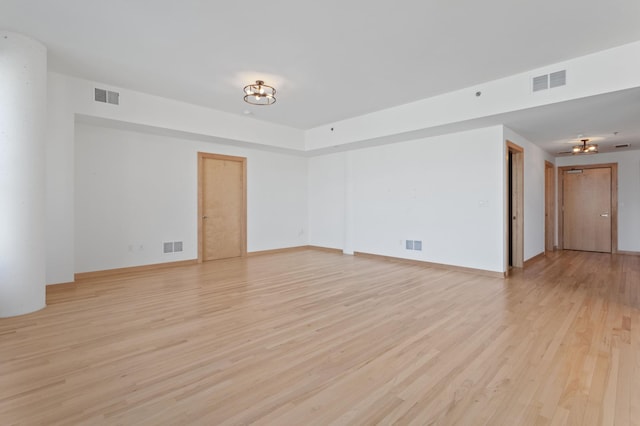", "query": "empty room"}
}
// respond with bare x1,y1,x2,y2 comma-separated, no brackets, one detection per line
2,1,640,424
